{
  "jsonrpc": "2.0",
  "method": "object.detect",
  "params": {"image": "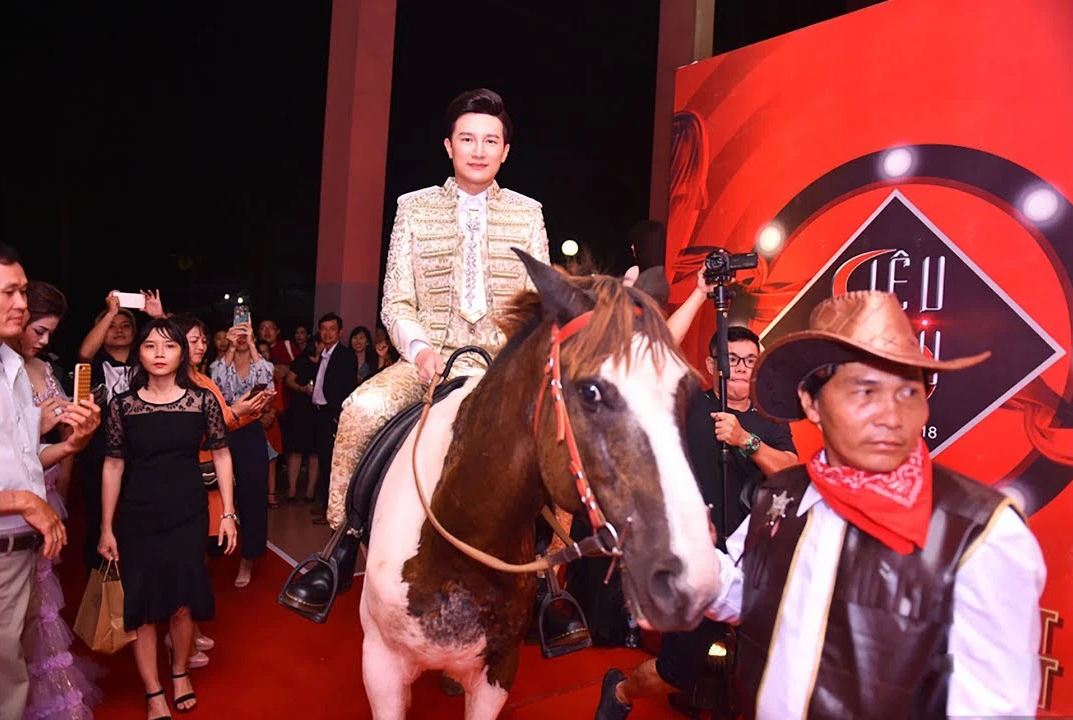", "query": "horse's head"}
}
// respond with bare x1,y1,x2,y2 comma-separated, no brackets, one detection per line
513,251,720,632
